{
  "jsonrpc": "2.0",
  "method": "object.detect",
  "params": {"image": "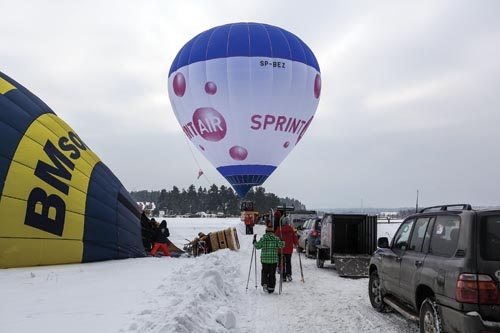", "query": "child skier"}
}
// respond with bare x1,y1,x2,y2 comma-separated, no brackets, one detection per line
253,225,285,293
